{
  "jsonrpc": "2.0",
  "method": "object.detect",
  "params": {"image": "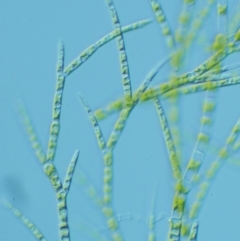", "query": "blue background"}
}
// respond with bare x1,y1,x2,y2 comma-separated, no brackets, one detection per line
1,0,240,240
